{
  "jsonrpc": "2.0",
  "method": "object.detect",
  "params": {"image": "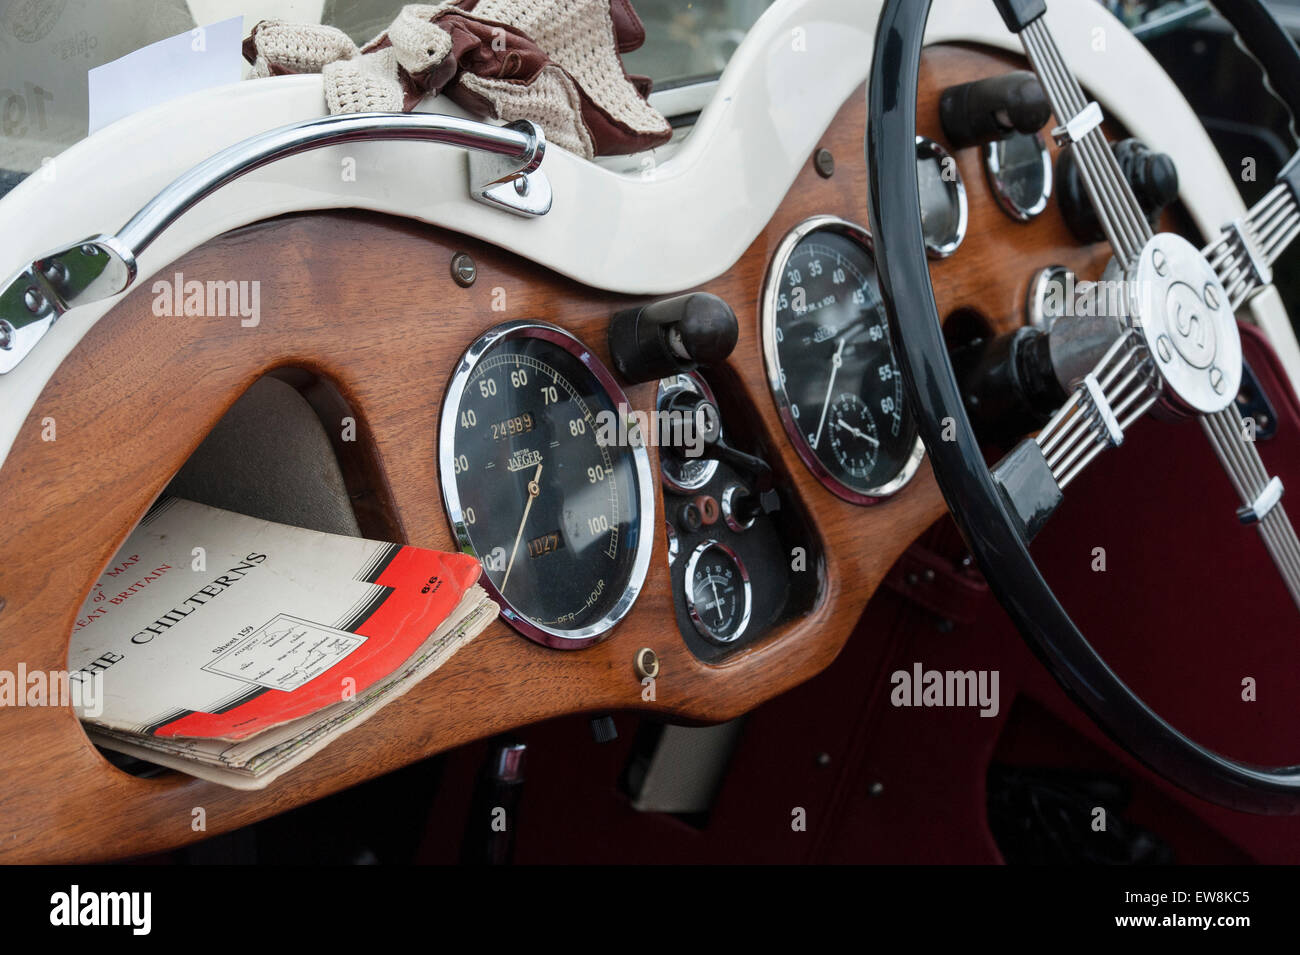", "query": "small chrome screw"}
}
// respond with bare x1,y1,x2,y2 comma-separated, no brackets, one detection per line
41,260,67,285
23,287,46,313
